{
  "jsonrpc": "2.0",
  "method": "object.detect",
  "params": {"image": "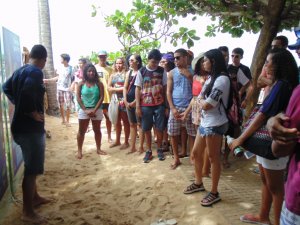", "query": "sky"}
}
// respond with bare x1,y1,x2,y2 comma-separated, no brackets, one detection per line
0,0,298,68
